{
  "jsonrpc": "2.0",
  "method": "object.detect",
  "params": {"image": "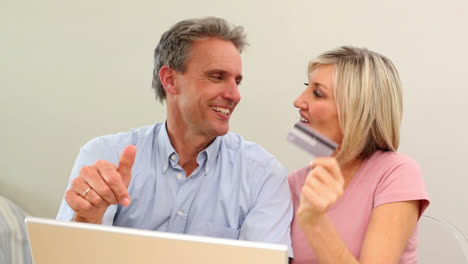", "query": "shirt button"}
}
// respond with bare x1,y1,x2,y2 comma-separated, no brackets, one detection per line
163,166,168,173
205,168,209,173
177,210,183,216
176,173,182,180
171,154,176,160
